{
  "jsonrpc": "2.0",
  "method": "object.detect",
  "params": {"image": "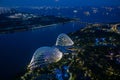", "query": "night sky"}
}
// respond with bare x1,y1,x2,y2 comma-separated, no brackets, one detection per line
0,0,120,7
